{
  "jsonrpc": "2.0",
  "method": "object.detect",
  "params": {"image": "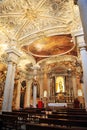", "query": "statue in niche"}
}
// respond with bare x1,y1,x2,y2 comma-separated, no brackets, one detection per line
12,71,20,109
58,80,63,93
20,80,26,108
56,76,65,93
12,79,18,109
31,79,40,98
